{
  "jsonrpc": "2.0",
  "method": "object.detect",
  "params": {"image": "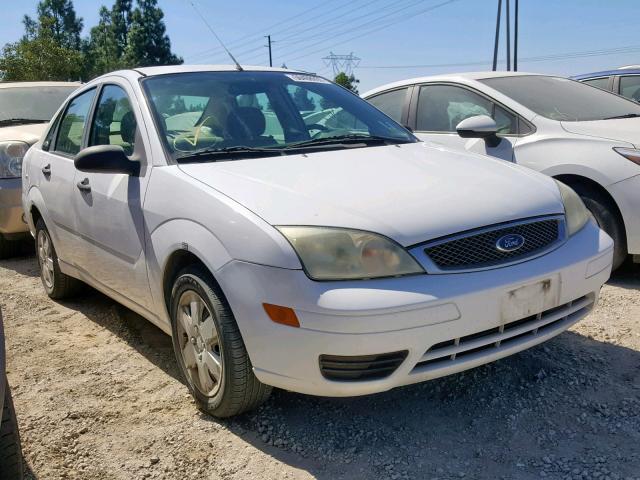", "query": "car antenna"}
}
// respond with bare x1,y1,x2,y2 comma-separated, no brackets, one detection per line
187,1,243,71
